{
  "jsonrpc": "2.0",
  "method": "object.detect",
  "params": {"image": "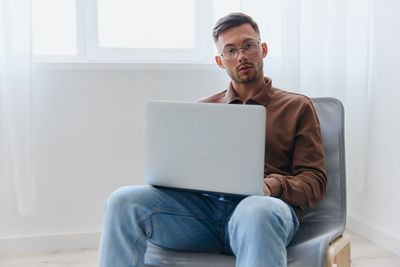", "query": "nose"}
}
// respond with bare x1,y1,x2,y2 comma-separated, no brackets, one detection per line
237,48,248,62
